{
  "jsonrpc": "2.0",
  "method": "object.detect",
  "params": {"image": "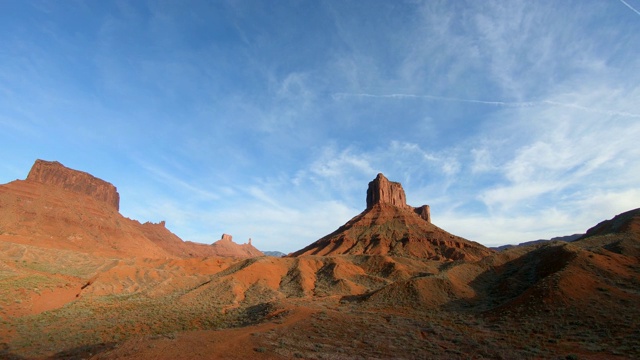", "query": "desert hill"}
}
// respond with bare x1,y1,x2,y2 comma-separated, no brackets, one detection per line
1,163,639,359
291,173,492,261
140,222,263,258
580,207,640,240
0,159,263,259
573,207,640,259
3,206,638,359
